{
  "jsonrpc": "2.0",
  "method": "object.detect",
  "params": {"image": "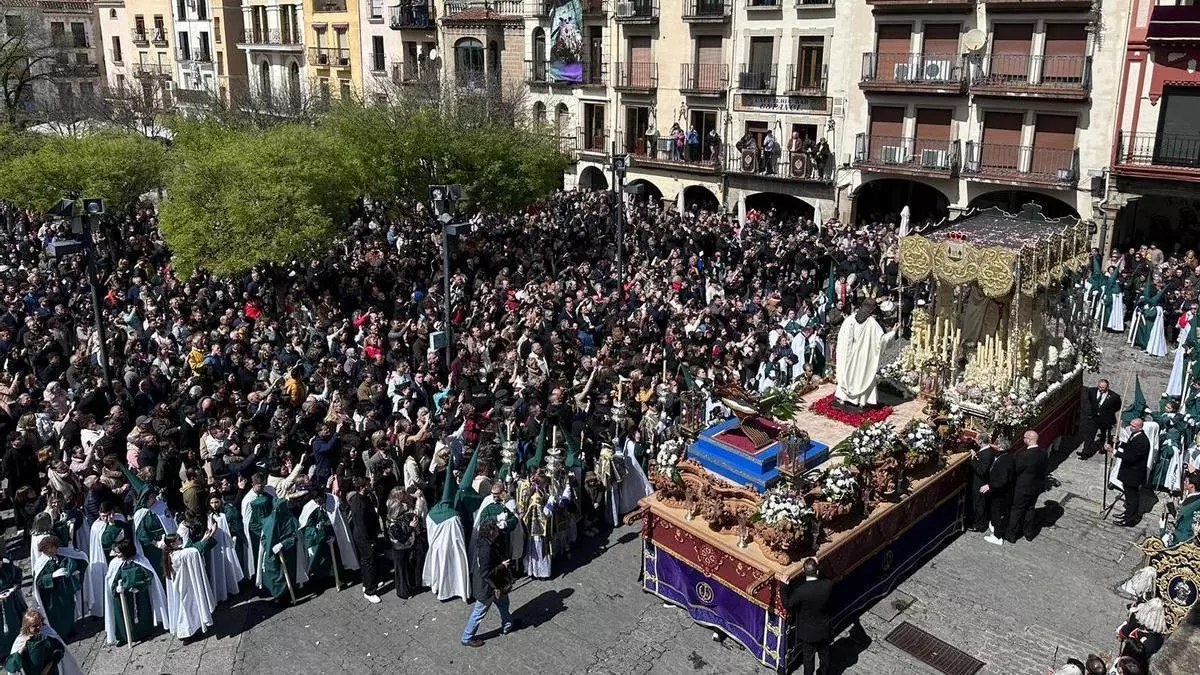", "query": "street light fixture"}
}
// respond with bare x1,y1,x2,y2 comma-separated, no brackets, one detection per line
428,183,467,368
47,194,110,383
